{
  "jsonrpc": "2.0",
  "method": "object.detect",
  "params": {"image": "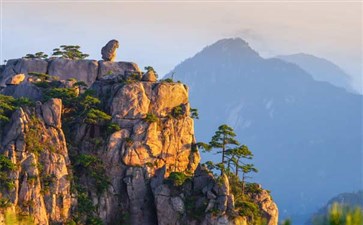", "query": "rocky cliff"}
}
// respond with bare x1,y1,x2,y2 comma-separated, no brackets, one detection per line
0,44,278,225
